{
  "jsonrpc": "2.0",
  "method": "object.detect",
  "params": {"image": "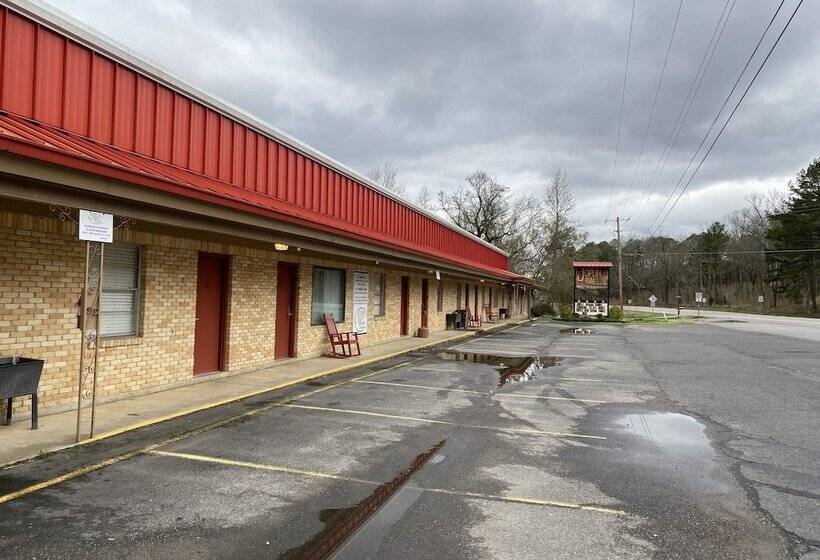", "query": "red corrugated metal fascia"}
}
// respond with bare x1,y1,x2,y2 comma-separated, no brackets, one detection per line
0,6,510,272
0,115,522,281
